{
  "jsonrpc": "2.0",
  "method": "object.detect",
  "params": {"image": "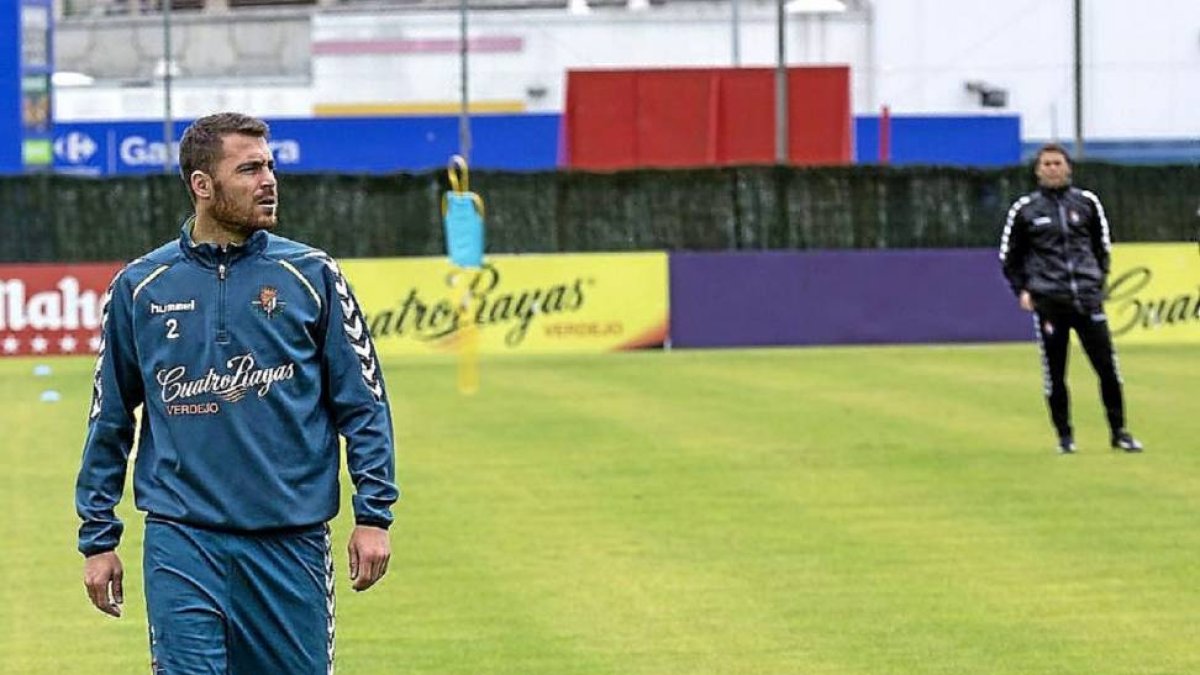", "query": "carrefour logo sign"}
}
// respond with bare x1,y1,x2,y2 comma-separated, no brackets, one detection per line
52,130,302,170
121,136,174,167
54,132,98,164
118,136,301,168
